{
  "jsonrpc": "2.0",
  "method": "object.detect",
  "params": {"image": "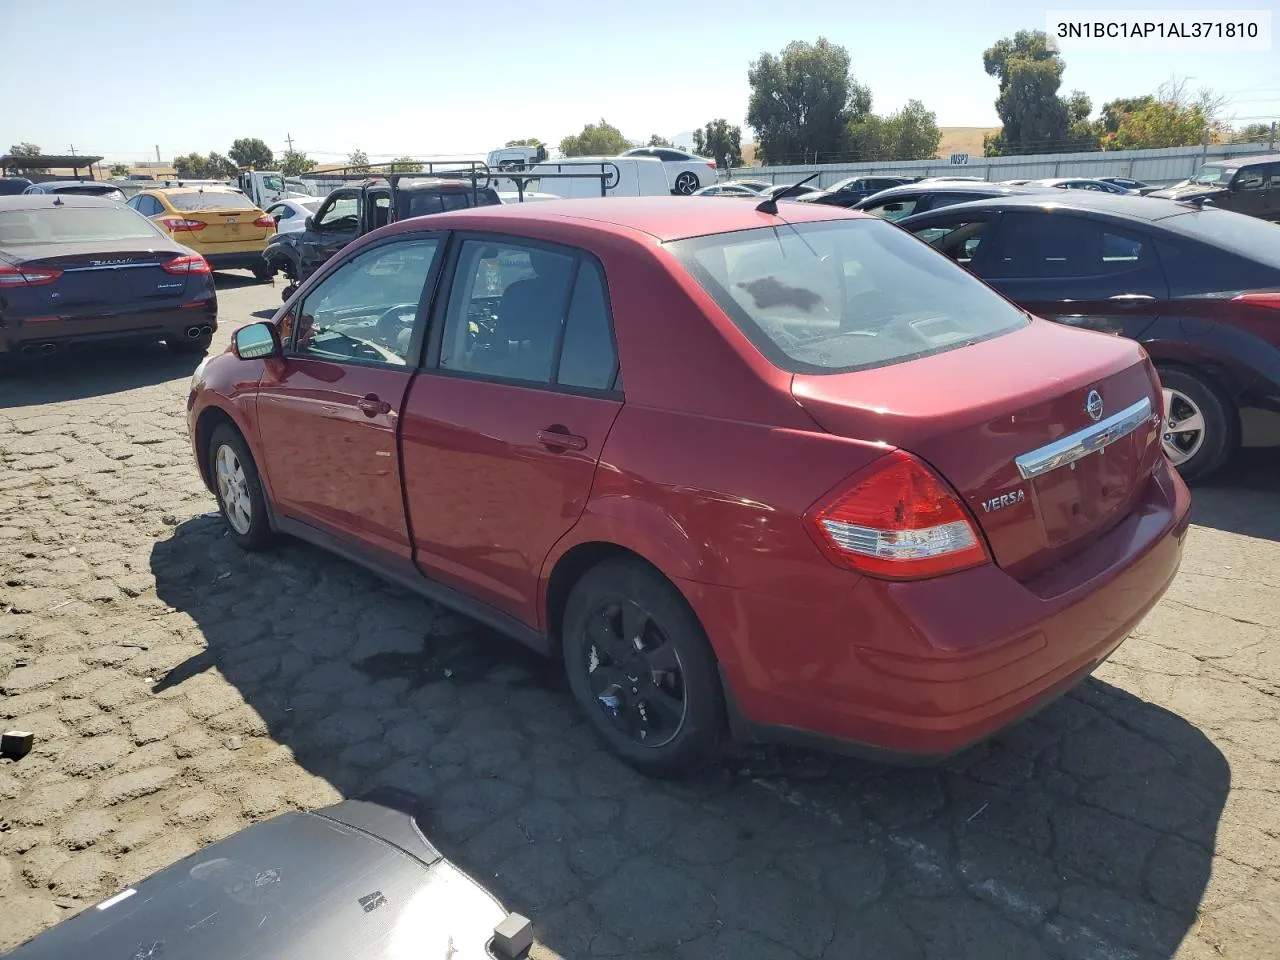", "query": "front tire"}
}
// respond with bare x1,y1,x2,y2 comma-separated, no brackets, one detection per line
562,559,723,778
1157,365,1237,483
673,172,700,196
252,260,274,283
208,424,273,550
